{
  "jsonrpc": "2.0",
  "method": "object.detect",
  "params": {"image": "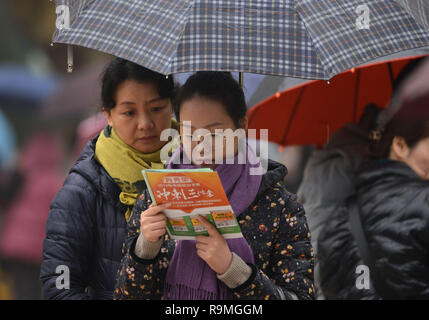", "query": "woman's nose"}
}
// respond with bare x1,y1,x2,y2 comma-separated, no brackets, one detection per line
137,113,154,130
